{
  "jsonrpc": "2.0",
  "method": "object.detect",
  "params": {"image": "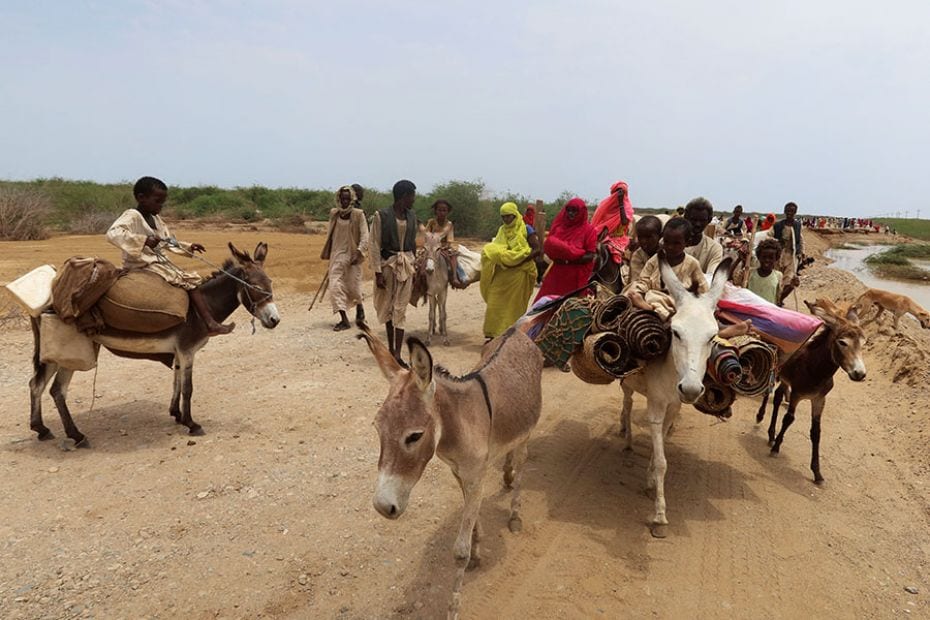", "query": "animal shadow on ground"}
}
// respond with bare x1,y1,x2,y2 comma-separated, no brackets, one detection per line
2,399,246,457
392,490,513,618
522,416,763,567
738,422,828,498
